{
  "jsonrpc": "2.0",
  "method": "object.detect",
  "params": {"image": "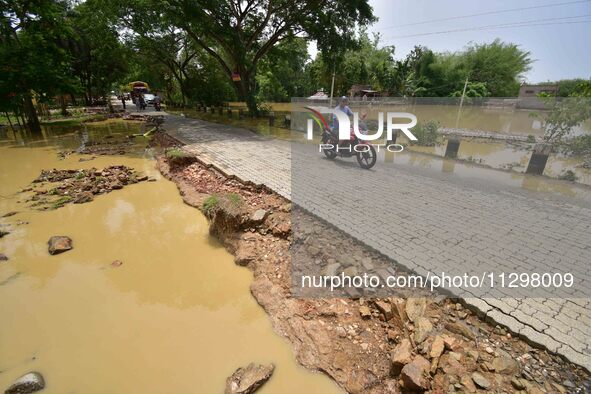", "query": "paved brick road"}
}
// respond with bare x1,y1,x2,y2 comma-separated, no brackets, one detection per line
165,115,591,371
